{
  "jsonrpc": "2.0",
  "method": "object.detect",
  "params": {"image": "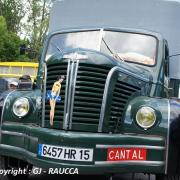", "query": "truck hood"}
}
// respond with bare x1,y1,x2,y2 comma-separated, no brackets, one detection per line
47,48,153,83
